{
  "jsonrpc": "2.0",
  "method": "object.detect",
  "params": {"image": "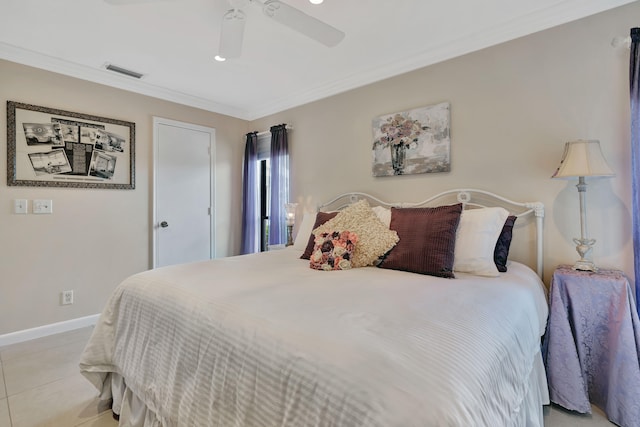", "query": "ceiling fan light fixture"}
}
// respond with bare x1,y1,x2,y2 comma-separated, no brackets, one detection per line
214,55,226,62
309,0,324,4
218,8,246,59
